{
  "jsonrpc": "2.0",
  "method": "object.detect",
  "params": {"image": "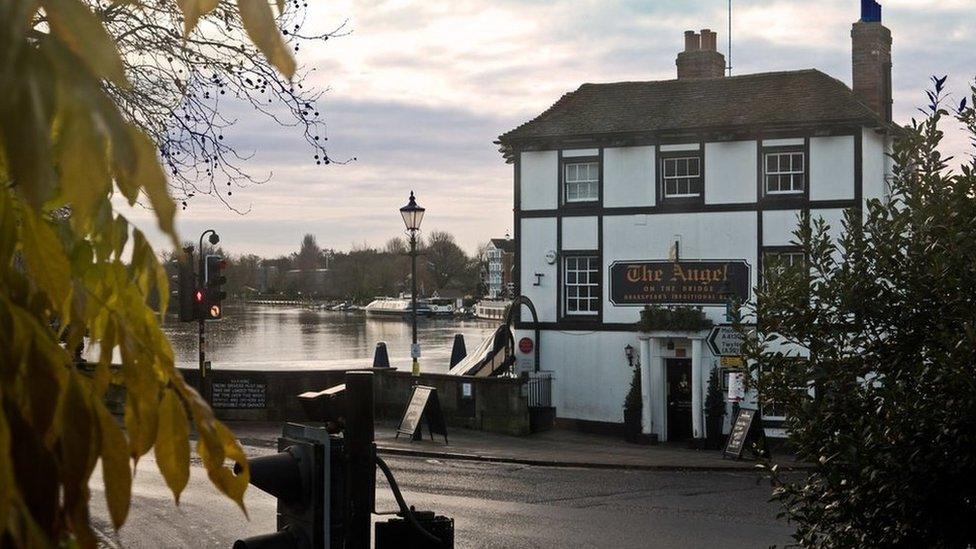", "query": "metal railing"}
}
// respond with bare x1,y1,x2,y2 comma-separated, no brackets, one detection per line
526,371,553,408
